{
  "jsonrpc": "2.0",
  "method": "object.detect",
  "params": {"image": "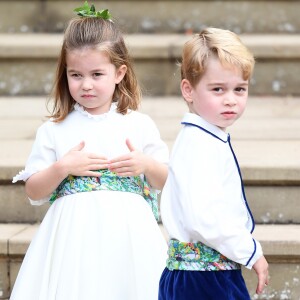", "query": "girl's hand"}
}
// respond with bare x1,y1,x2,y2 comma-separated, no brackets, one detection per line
25,141,109,200
108,139,150,176
253,255,269,295
108,139,168,190
59,141,109,177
